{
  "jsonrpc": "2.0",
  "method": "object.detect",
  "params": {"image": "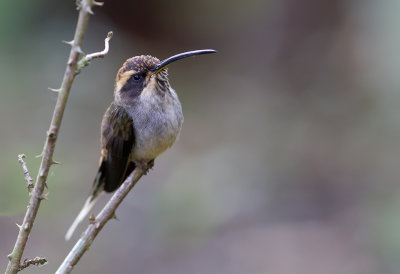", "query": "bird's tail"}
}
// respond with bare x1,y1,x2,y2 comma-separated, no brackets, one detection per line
65,164,105,241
